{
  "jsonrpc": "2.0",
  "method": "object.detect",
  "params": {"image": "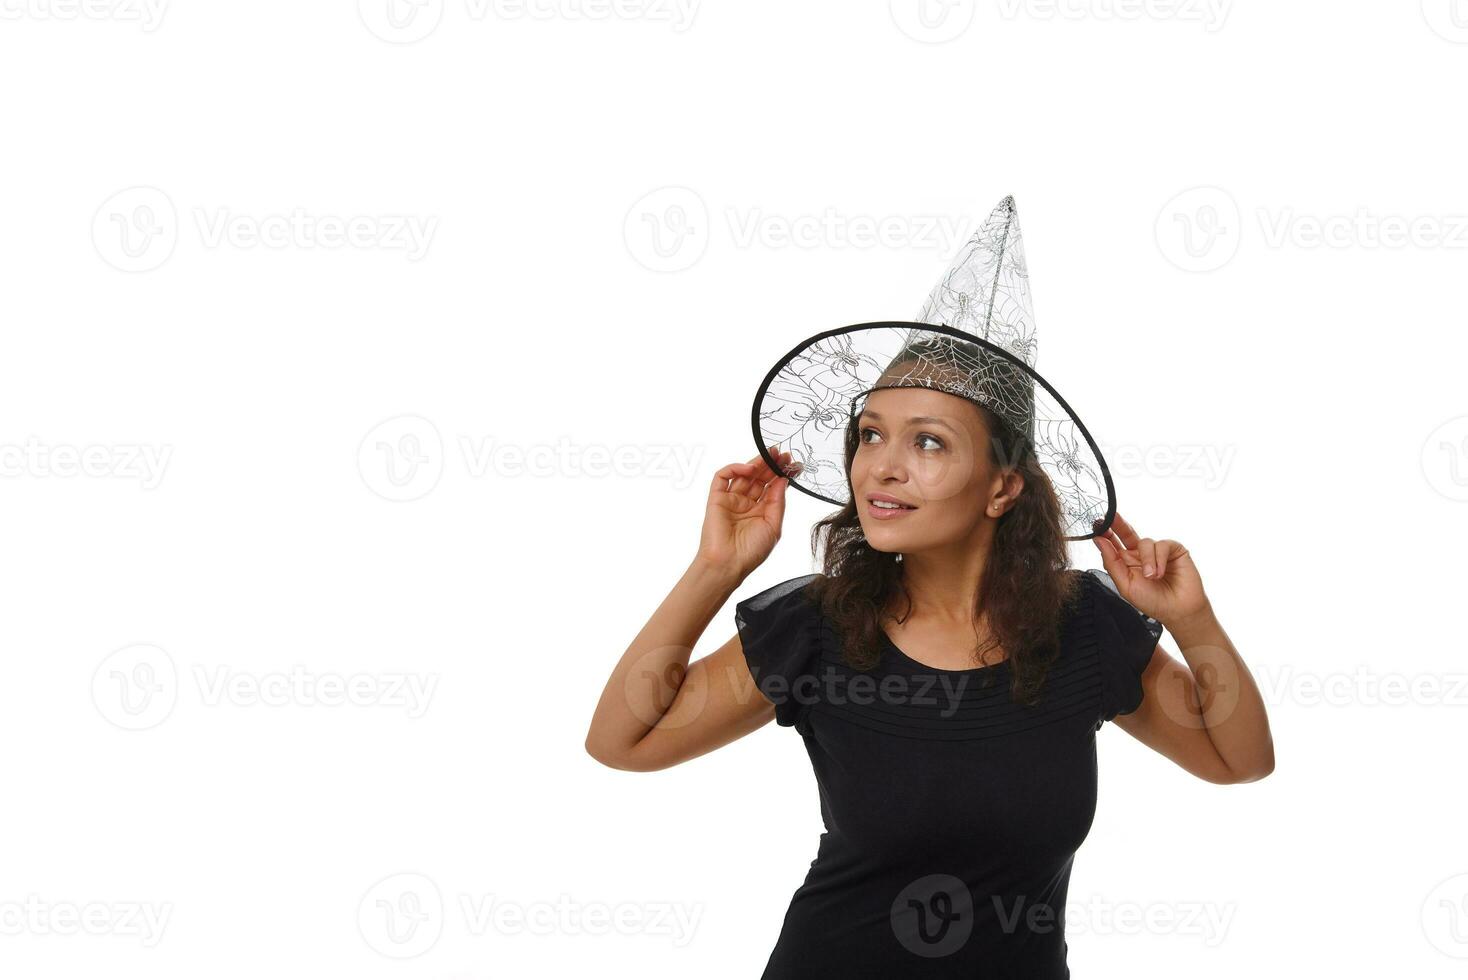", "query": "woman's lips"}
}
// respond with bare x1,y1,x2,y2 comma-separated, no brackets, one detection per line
866,500,917,520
